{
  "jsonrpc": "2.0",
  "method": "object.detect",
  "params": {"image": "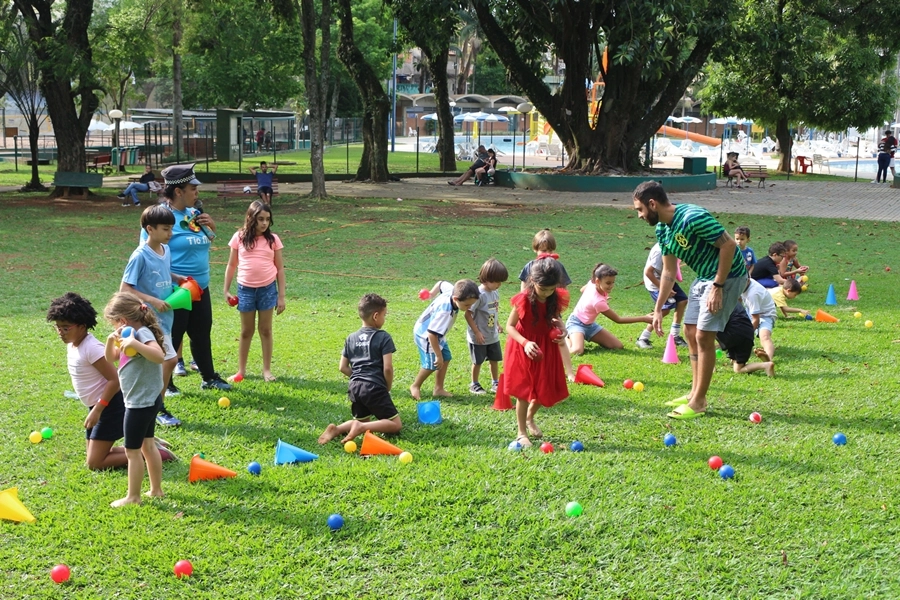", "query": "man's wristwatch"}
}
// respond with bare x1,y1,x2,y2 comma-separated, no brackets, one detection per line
712,282,724,289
